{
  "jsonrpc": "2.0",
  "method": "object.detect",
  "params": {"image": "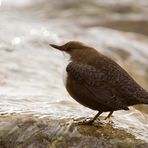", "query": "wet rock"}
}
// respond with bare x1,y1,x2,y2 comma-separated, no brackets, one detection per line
0,114,147,148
